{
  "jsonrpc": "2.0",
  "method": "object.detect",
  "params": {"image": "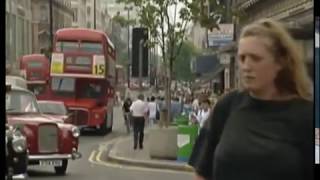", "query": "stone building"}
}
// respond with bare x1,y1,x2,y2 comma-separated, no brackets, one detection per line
6,0,33,69
220,0,314,90
31,0,73,53
71,0,87,28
